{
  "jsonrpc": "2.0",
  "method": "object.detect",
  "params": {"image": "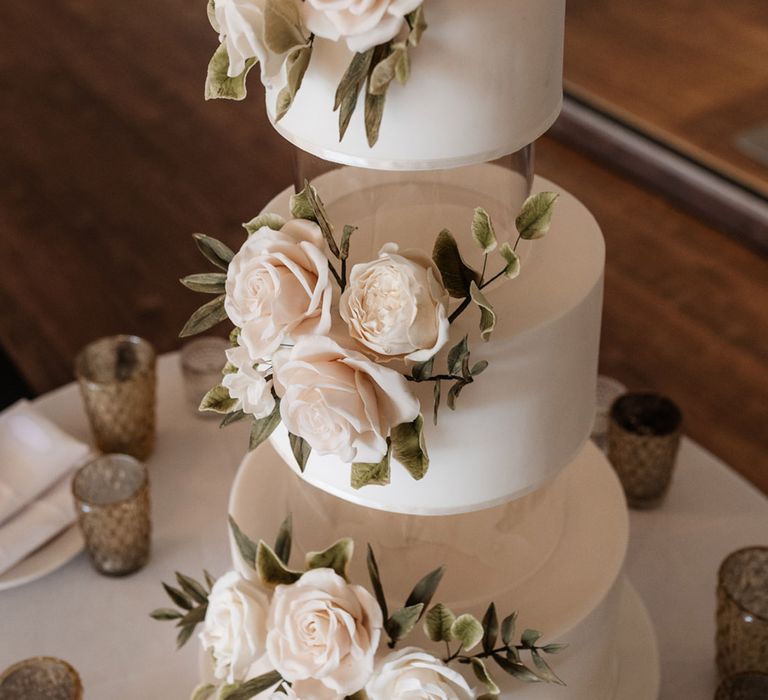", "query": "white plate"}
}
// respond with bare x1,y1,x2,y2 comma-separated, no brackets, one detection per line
0,524,83,592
